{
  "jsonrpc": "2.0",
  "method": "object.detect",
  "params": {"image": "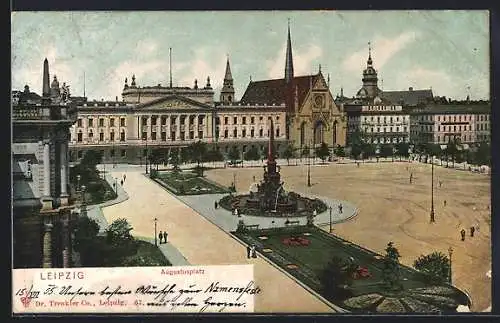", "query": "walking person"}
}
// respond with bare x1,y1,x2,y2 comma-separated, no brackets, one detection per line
470,226,475,237
246,245,251,259
163,231,168,244
123,174,126,182
120,179,123,186
158,231,163,245
439,180,442,188
338,203,343,214
251,245,257,258
460,229,466,241
409,173,413,184
444,200,447,207
253,175,256,182
214,201,218,209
